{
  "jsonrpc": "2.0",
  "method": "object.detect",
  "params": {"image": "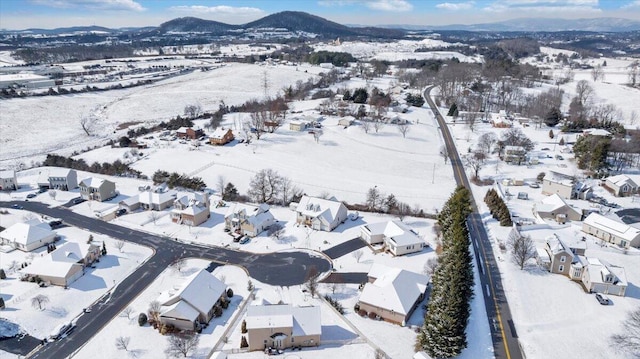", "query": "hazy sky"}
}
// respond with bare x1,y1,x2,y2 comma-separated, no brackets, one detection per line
1,0,639,30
